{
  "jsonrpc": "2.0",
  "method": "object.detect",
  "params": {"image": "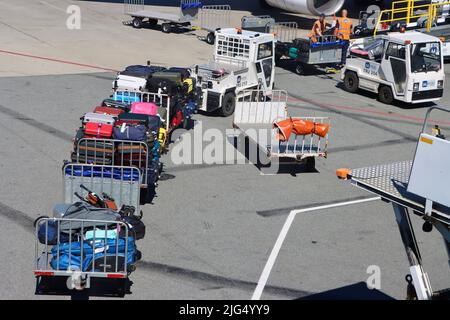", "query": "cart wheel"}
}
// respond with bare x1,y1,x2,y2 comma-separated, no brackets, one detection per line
378,85,394,105
295,63,305,75
132,18,143,29
304,157,316,170
220,92,236,117
148,18,158,27
343,71,359,93
162,23,172,33
206,32,215,45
